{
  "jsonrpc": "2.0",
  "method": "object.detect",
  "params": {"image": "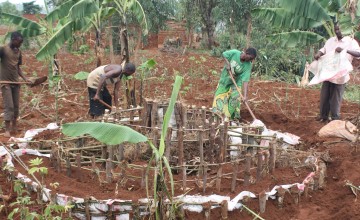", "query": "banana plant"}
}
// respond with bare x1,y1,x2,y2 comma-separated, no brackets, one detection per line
138,58,157,105
252,0,360,47
36,0,116,67
62,76,183,219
